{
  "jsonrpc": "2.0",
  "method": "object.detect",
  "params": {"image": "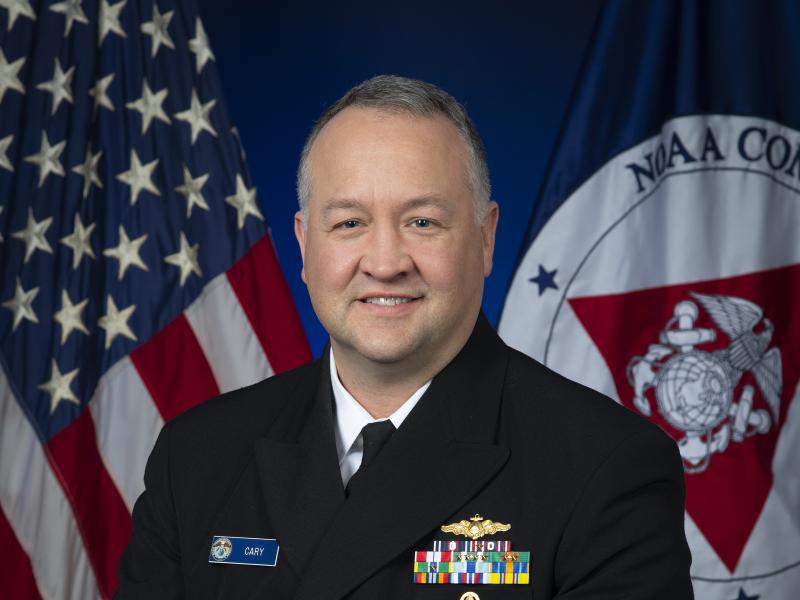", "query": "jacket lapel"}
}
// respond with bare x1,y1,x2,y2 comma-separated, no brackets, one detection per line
295,314,511,600
253,352,346,577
